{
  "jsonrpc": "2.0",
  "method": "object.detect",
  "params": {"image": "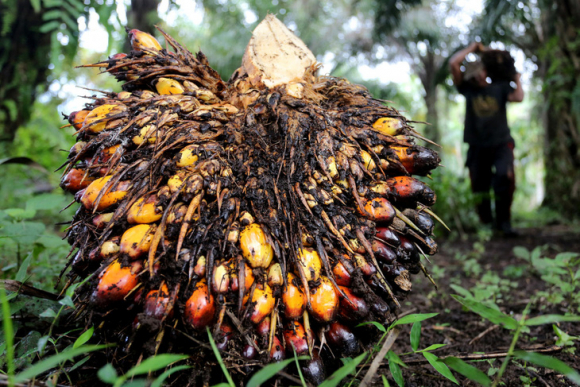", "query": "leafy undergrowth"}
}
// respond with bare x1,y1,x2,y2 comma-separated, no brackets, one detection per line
1,191,580,387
